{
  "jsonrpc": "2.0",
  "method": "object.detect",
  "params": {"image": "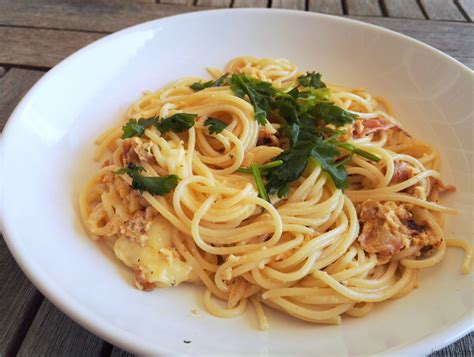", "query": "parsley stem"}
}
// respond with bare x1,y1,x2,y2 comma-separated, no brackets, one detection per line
250,163,270,202
237,160,283,174
335,142,380,162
